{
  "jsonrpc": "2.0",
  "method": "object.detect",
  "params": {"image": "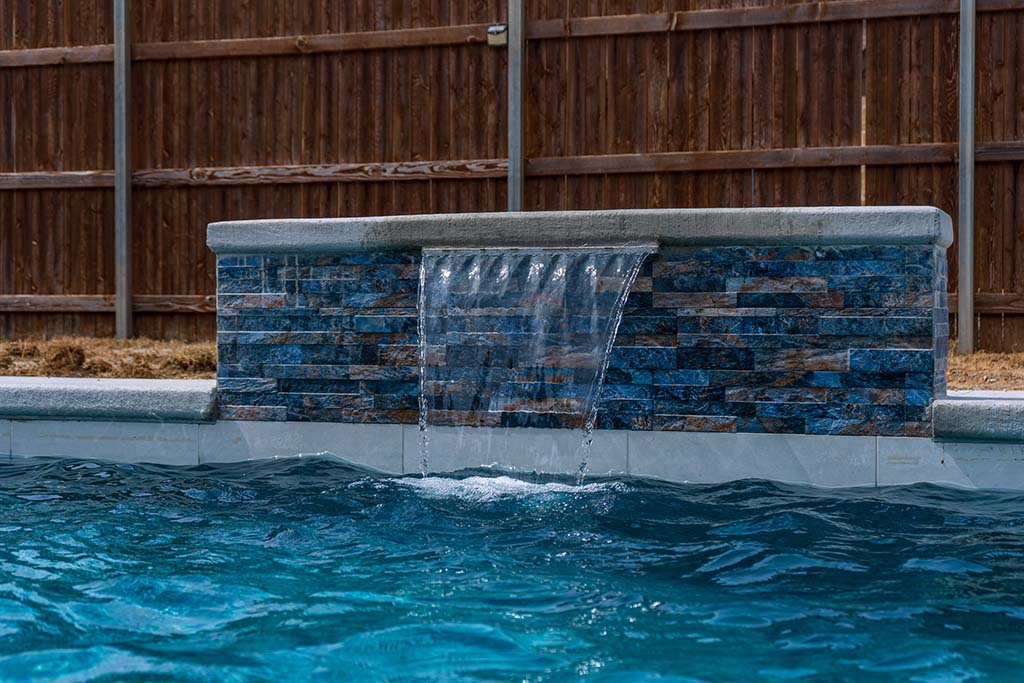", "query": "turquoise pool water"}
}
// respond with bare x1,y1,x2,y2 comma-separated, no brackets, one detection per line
1,457,1022,682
